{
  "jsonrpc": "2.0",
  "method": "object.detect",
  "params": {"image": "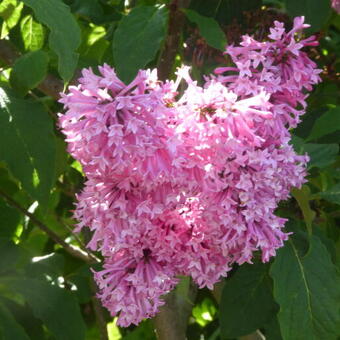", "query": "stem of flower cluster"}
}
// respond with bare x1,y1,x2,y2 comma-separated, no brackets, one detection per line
154,279,197,340
157,0,191,81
